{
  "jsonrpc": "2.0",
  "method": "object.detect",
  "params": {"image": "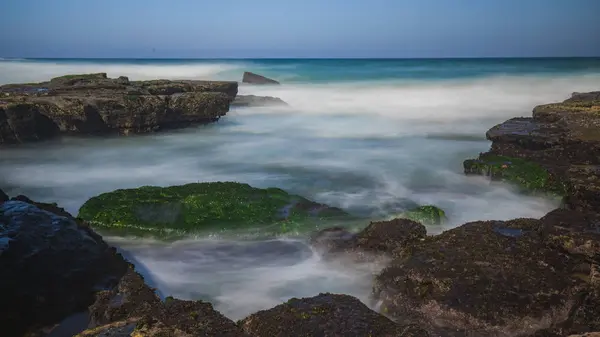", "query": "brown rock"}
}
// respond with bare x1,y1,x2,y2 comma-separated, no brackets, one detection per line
373,218,587,337
463,91,600,212
239,293,427,337
0,74,239,144
133,298,246,337
309,218,426,262
87,267,162,328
